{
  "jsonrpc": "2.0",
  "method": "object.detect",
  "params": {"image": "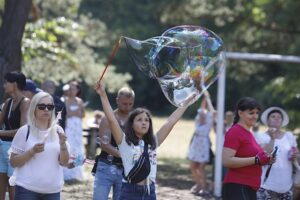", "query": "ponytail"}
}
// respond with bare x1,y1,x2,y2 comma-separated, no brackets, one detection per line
233,113,239,125
233,97,261,124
